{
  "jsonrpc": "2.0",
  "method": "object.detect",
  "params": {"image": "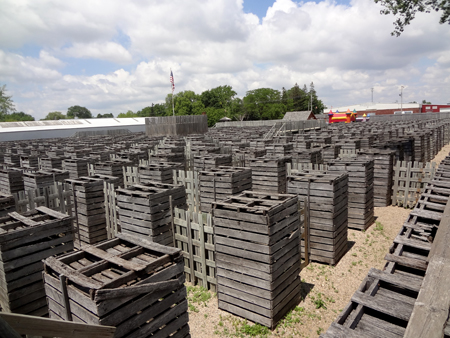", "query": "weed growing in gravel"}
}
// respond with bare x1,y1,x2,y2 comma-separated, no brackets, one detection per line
187,285,211,305
186,285,212,314
310,292,327,309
